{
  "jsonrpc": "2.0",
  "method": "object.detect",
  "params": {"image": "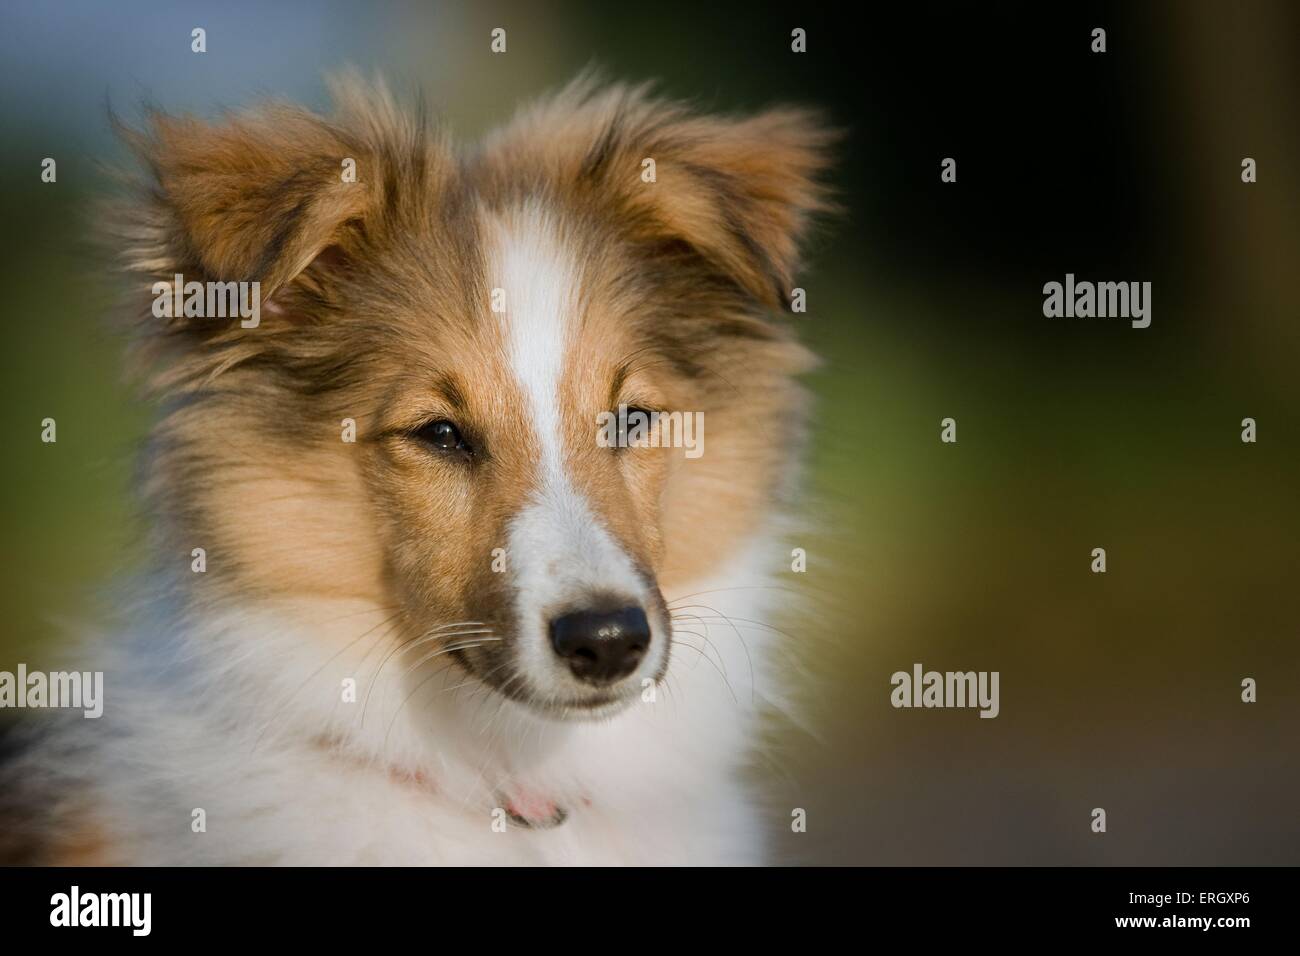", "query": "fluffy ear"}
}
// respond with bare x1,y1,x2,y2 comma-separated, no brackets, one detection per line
105,73,448,343
103,75,449,390
483,78,839,309
112,104,376,307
